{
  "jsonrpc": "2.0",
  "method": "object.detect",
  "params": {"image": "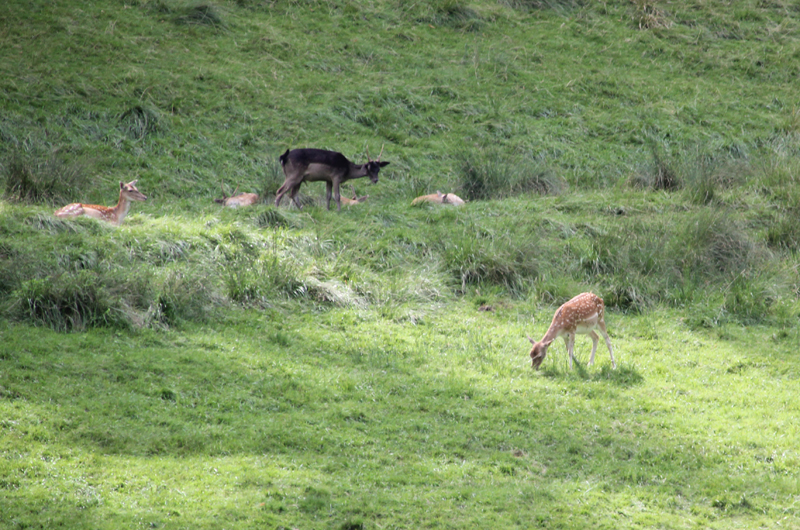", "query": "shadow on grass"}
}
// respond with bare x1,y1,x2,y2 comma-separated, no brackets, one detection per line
540,363,643,387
